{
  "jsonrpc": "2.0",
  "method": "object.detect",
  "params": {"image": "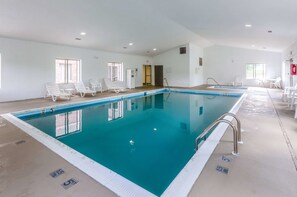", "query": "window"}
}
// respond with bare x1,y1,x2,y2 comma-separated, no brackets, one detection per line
108,62,123,81
56,59,81,83
246,63,265,79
